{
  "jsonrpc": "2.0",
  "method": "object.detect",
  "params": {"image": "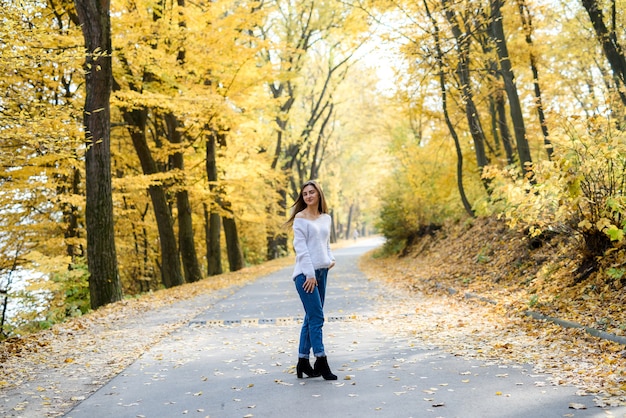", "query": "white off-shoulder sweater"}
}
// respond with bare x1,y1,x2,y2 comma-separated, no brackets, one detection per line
292,214,335,279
